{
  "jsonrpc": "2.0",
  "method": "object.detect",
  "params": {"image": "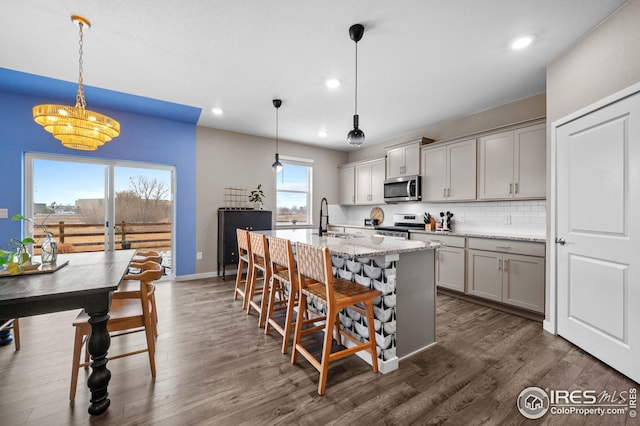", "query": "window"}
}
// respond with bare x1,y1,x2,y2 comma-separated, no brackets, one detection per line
276,157,312,226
